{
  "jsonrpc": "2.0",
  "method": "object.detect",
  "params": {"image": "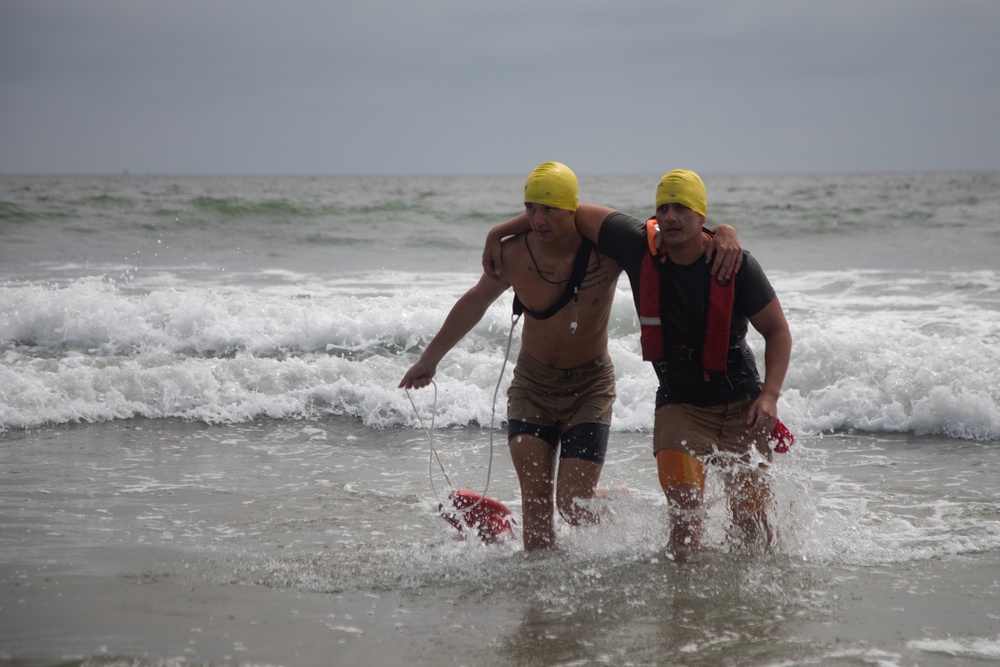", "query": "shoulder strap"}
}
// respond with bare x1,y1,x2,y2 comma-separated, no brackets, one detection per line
513,238,593,320
645,218,715,257
641,216,737,372
702,273,736,372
